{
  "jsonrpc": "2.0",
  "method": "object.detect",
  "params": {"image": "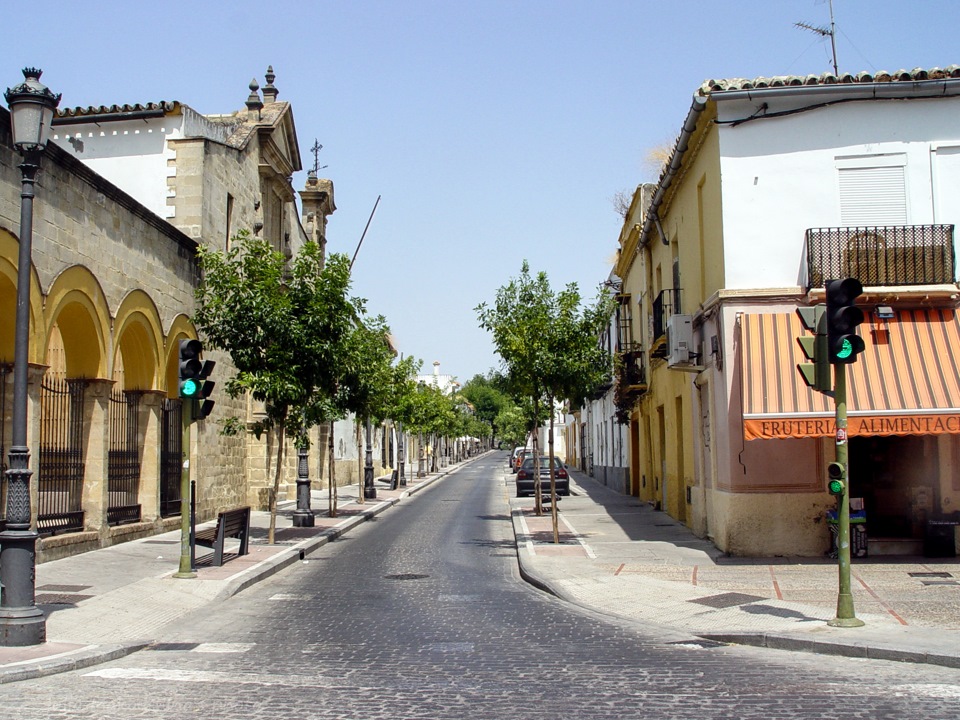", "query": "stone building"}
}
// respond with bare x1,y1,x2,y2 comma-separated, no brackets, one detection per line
1,67,384,561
